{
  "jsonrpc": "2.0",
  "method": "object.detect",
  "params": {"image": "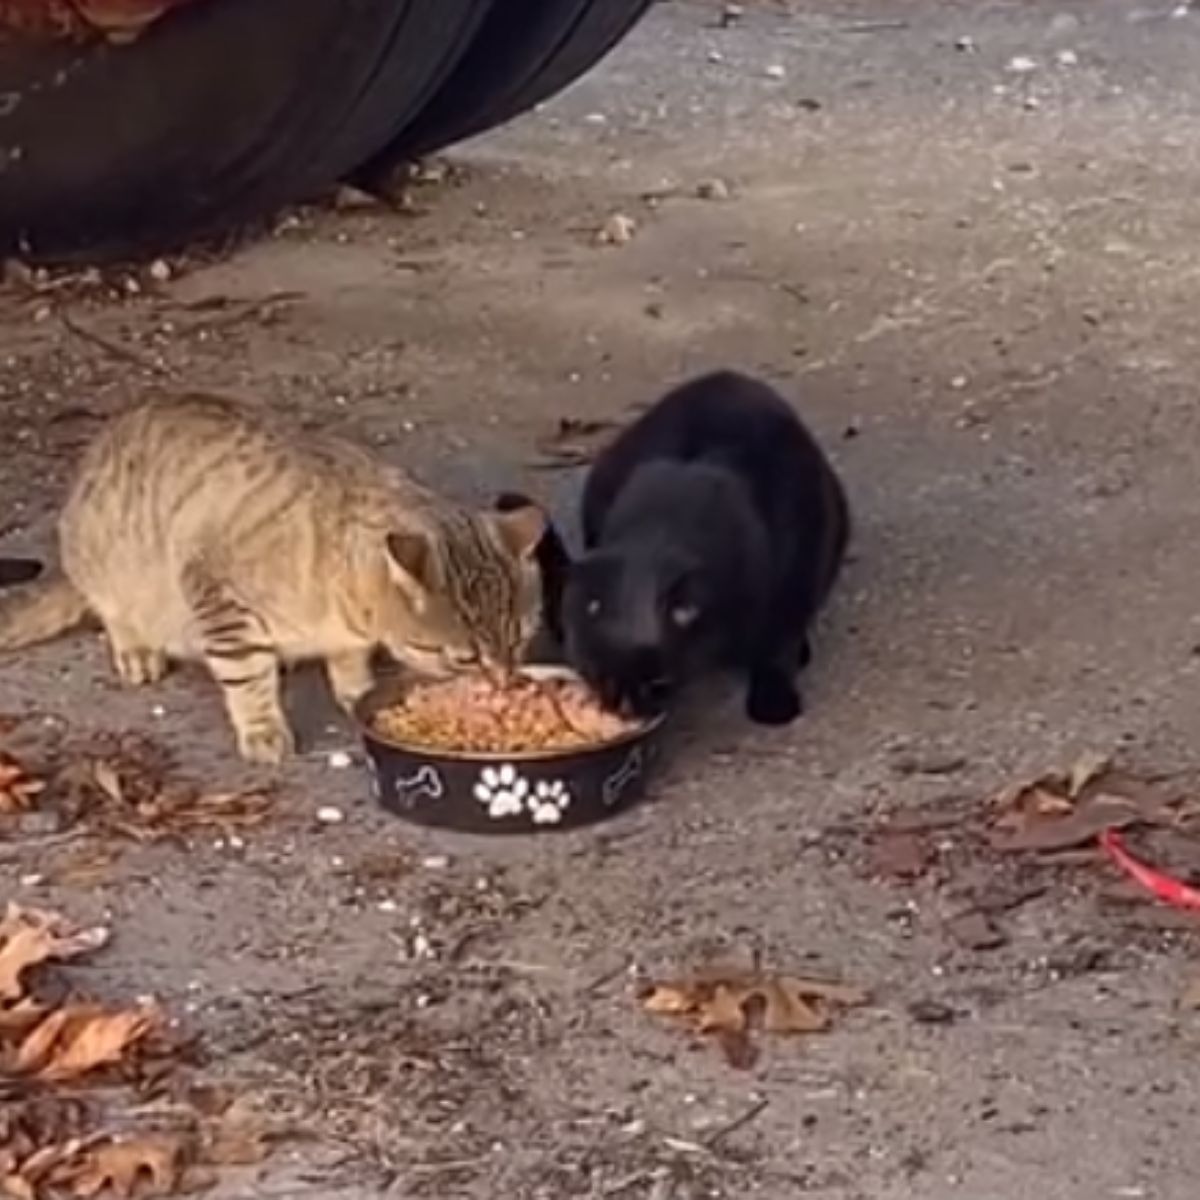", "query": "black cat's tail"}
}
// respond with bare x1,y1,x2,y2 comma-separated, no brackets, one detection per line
494,492,572,645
